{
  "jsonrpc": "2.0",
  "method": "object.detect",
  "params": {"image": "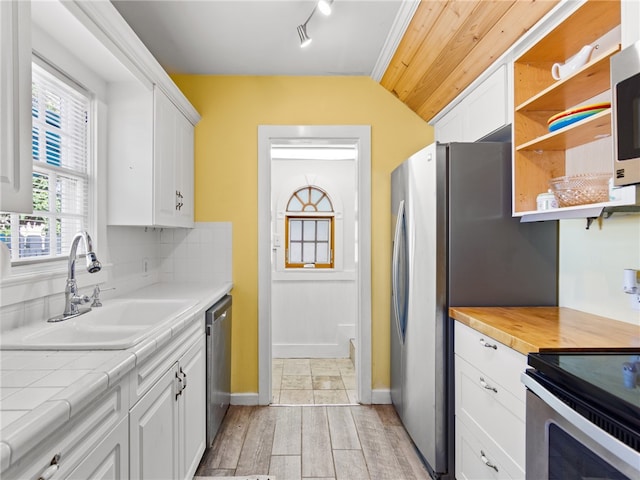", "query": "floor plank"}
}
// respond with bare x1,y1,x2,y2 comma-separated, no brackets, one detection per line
373,404,403,426
272,406,302,455
302,407,335,478
269,455,302,480
235,407,277,476
196,405,253,474
385,425,431,480
333,449,370,480
327,406,360,450
350,406,403,480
